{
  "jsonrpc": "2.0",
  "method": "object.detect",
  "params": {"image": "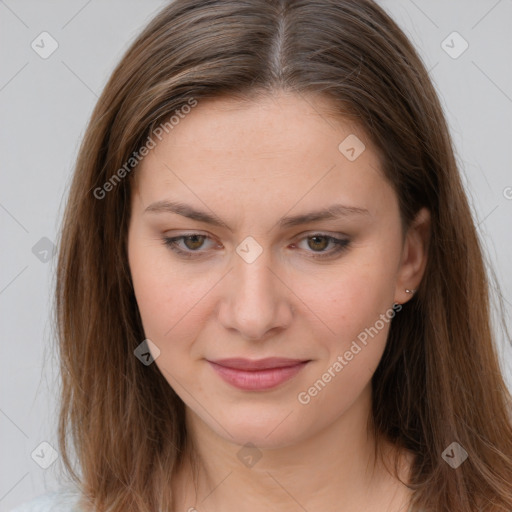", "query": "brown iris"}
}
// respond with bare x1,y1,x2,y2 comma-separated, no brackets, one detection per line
307,235,329,252
182,235,206,250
